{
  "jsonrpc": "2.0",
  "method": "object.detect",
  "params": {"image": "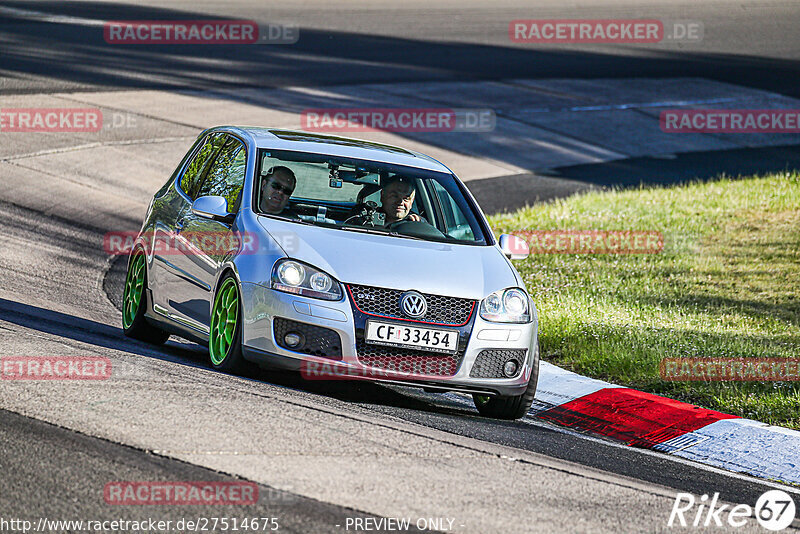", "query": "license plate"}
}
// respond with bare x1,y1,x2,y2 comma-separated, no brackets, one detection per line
365,321,459,354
